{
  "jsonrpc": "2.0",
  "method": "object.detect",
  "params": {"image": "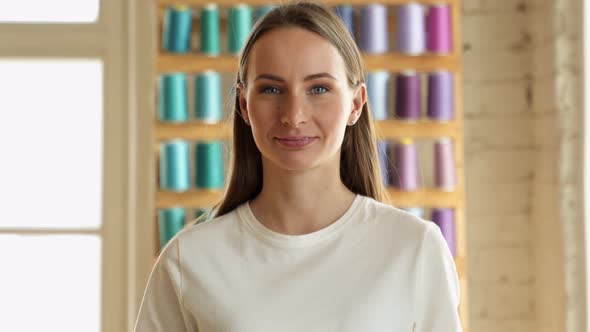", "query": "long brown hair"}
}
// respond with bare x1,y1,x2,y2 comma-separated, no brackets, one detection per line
198,1,388,223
